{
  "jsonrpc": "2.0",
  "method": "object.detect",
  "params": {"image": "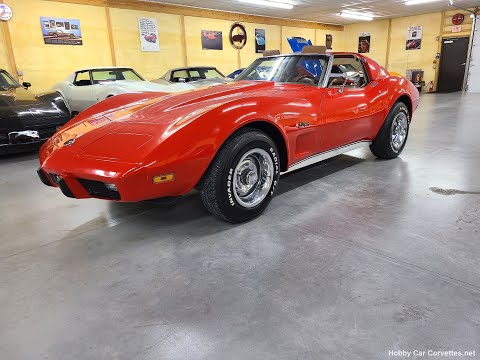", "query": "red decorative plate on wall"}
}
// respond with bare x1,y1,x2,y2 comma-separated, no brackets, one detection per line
452,13,465,25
